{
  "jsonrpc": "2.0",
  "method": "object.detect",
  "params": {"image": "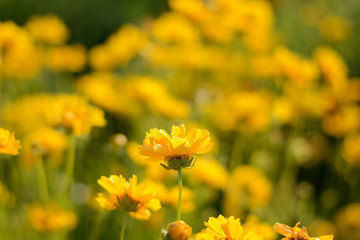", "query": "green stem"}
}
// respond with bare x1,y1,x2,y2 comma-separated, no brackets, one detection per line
65,134,76,193
36,151,49,202
177,168,183,221
120,214,127,240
